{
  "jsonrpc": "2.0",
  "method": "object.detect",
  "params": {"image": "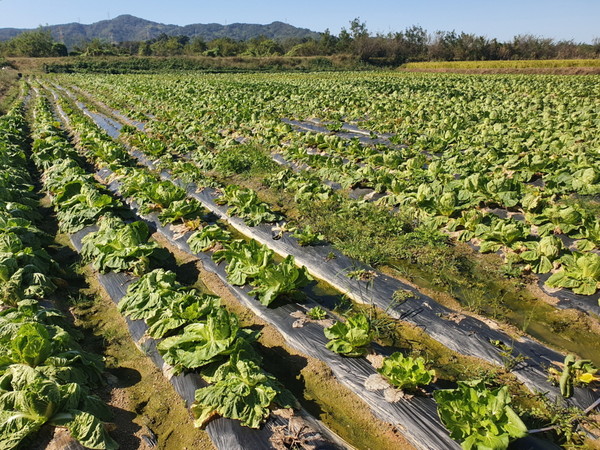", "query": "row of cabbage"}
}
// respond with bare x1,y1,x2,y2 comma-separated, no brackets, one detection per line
55,73,600,298
0,102,118,449
29,93,300,432
44,81,600,449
